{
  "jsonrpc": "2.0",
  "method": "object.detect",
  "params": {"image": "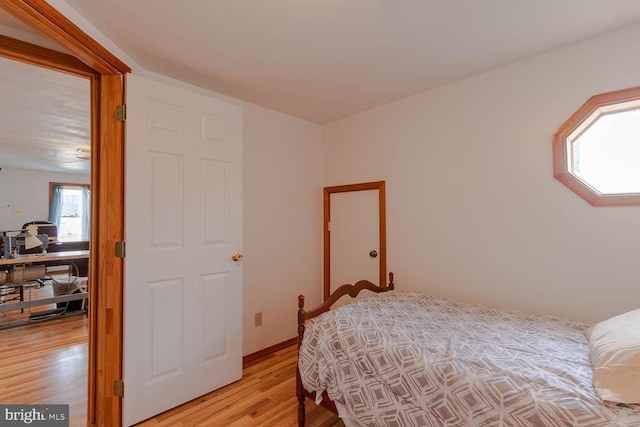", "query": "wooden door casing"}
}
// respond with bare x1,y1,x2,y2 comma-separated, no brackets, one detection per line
323,181,386,301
